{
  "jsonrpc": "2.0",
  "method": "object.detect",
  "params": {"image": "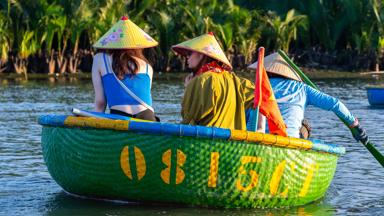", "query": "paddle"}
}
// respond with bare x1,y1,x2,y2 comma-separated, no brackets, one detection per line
278,49,384,168
248,47,265,131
